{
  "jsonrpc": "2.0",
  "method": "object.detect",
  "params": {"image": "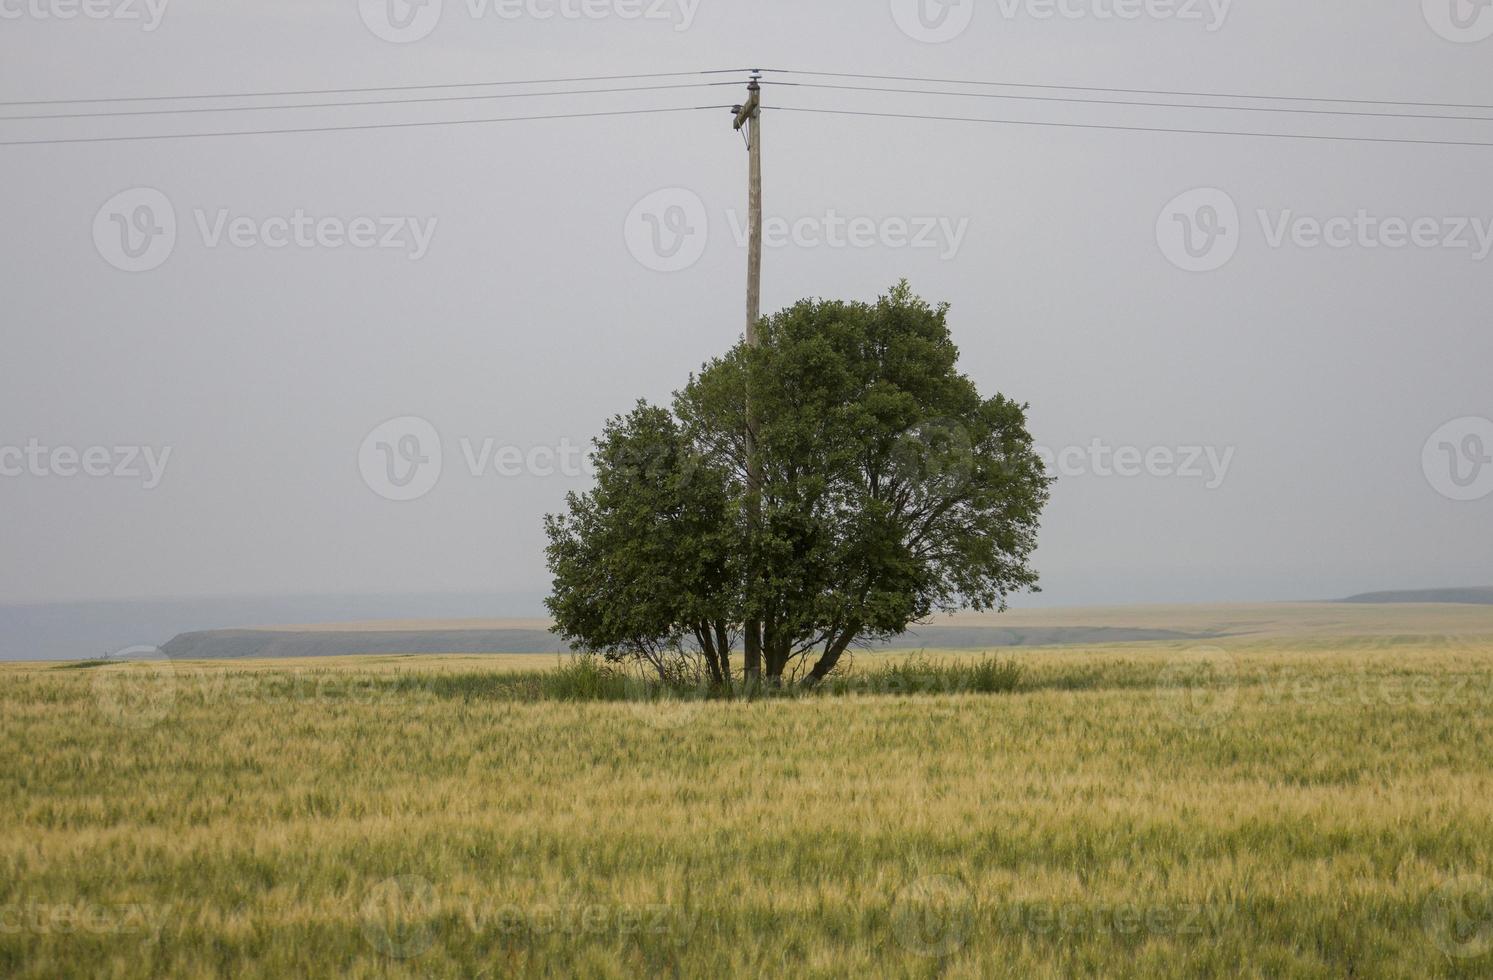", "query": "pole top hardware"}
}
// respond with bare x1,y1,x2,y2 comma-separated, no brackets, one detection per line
733,74,761,132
